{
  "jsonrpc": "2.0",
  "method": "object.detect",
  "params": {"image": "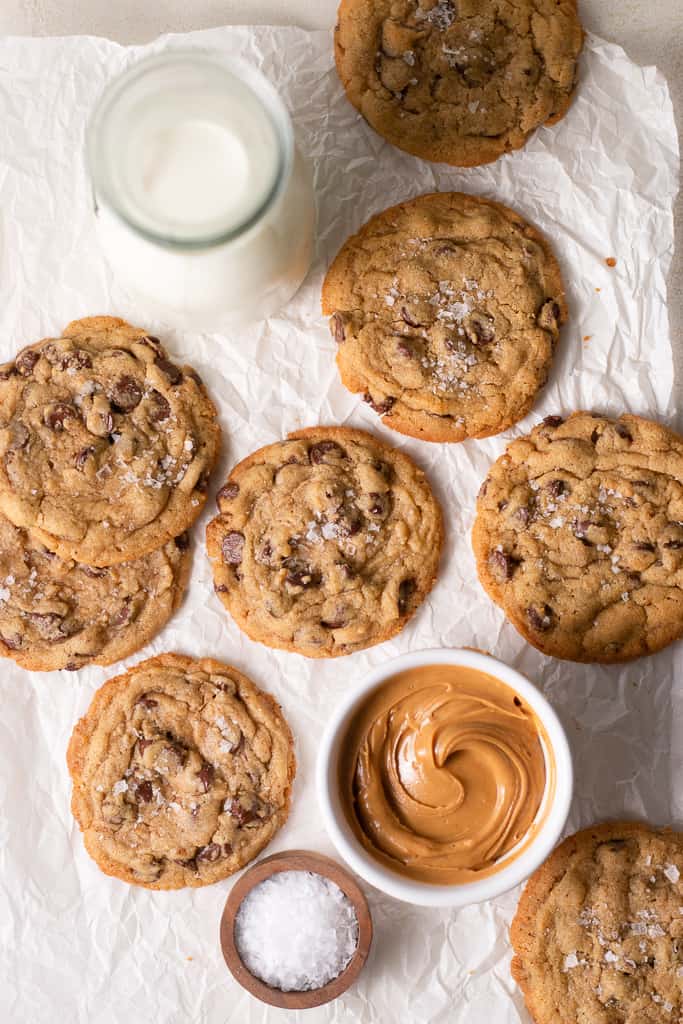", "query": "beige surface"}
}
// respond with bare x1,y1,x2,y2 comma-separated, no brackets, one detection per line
1,0,680,386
